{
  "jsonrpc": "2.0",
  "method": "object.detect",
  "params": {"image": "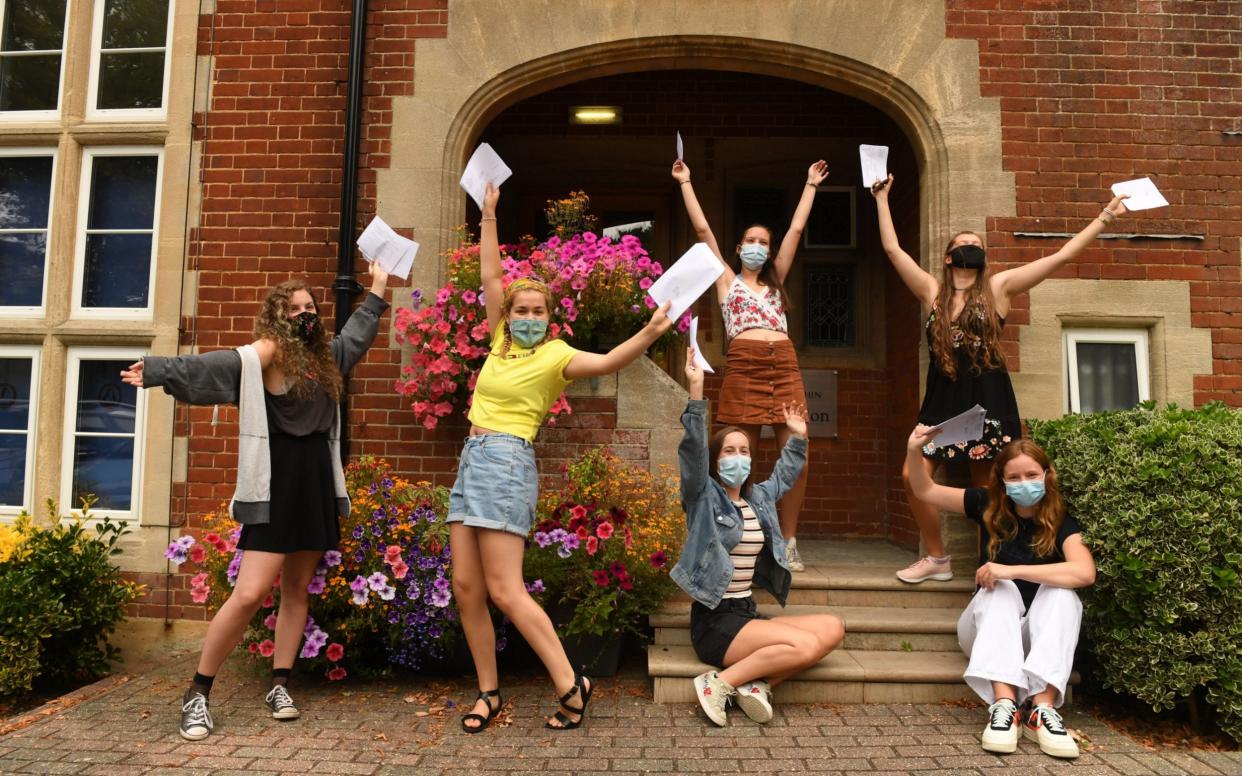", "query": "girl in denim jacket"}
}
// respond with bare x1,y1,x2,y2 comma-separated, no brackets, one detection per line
673,346,844,726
